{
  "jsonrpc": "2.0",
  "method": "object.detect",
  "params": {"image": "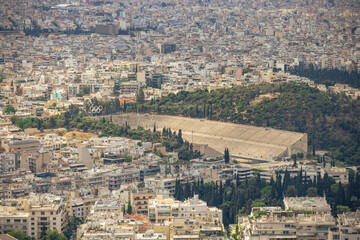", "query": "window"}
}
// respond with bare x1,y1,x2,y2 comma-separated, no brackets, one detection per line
14,219,21,222
6,220,10,223
23,219,27,222
31,218,34,221
41,212,45,215
53,217,56,220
